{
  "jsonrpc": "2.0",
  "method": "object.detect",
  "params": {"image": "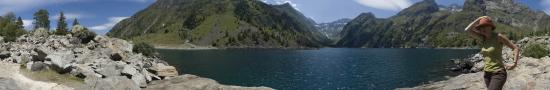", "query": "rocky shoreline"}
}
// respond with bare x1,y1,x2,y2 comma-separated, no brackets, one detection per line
398,36,550,90
0,28,273,90
154,43,322,50
153,43,218,50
